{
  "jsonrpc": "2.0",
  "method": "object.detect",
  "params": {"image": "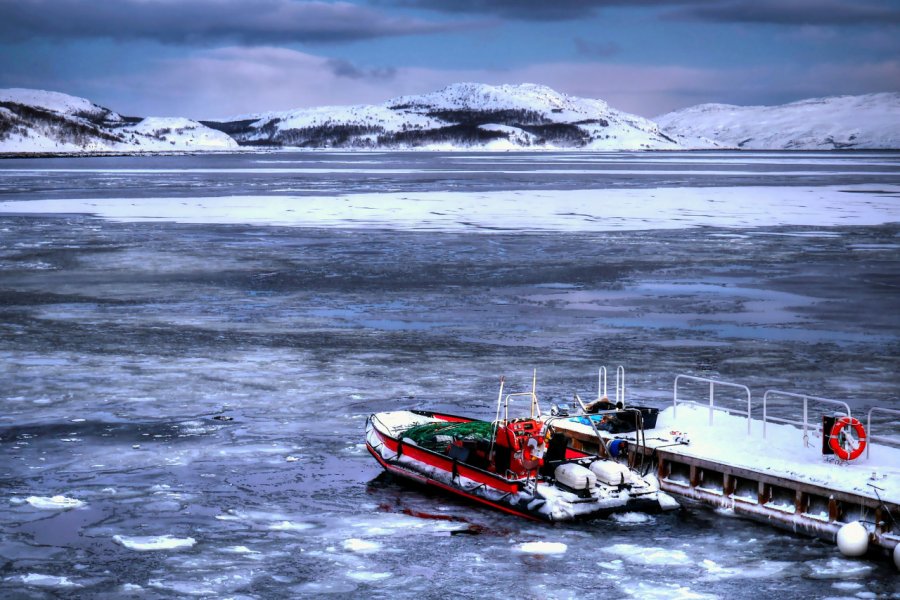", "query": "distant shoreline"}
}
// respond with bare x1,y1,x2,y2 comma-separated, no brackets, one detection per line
3,148,900,159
